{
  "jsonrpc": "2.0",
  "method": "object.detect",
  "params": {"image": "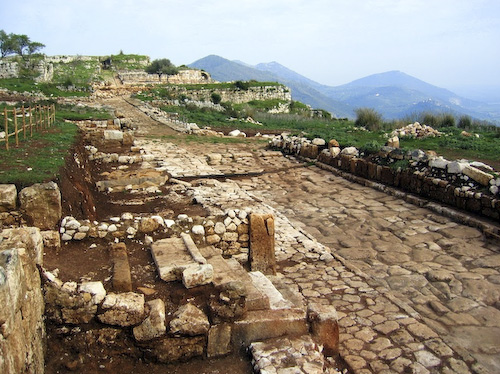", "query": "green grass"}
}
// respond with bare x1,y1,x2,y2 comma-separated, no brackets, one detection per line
0,121,79,187
55,104,112,121
0,78,91,97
